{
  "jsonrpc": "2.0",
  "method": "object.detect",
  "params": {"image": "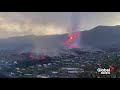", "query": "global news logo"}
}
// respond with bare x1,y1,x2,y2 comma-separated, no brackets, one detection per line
97,65,114,74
